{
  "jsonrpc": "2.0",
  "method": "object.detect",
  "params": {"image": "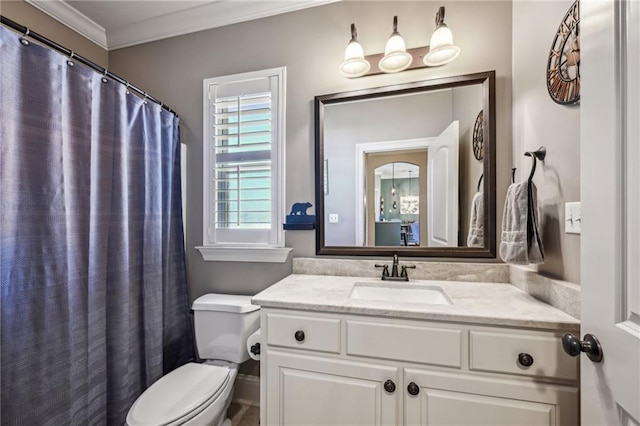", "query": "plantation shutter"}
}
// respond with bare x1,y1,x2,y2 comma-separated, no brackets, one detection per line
207,74,281,245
